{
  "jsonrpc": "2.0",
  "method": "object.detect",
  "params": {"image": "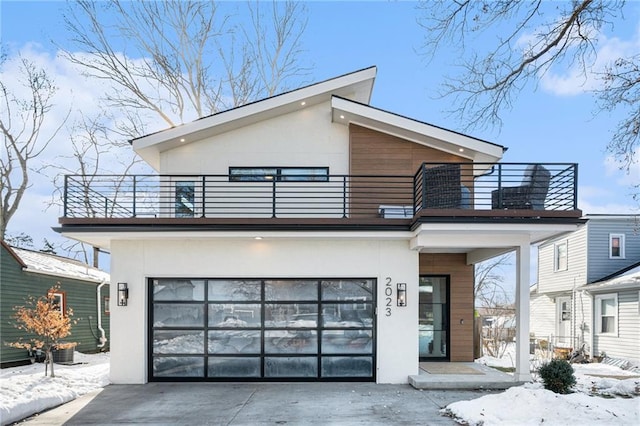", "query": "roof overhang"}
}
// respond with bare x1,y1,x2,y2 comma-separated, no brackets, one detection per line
330,96,506,165
132,67,378,170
